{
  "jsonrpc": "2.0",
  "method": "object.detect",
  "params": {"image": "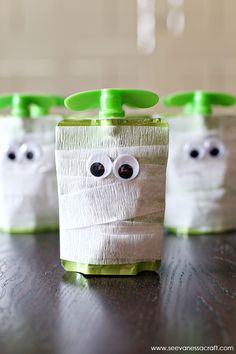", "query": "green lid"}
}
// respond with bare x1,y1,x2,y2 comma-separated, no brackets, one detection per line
65,88,159,118
0,93,65,118
163,90,236,115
